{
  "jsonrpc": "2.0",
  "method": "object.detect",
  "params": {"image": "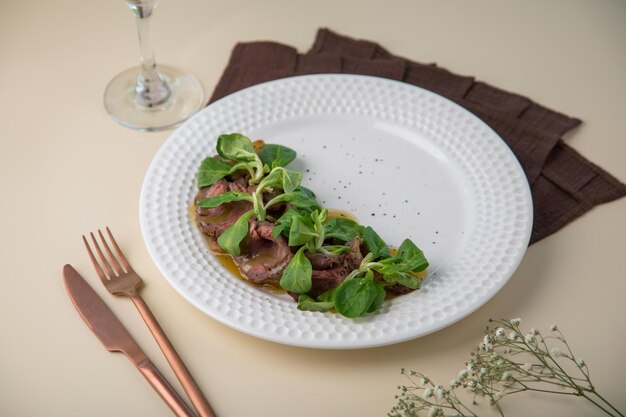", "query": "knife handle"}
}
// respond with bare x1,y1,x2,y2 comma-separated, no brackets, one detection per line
135,359,196,417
